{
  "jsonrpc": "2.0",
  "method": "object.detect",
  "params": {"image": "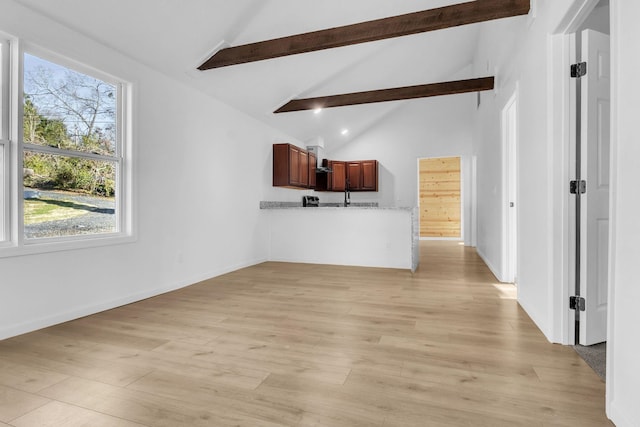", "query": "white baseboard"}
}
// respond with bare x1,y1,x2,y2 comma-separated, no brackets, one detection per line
0,257,268,340
609,400,635,427
476,247,504,282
